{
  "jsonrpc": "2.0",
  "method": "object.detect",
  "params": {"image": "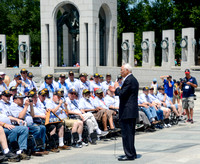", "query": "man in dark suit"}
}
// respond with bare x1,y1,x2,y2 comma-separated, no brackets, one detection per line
114,63,139,161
